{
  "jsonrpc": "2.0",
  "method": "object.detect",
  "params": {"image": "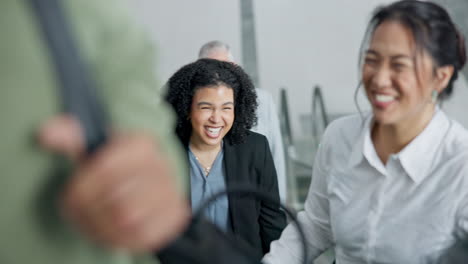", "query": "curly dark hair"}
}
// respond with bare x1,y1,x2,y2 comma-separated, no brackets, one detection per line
165,58,258,145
